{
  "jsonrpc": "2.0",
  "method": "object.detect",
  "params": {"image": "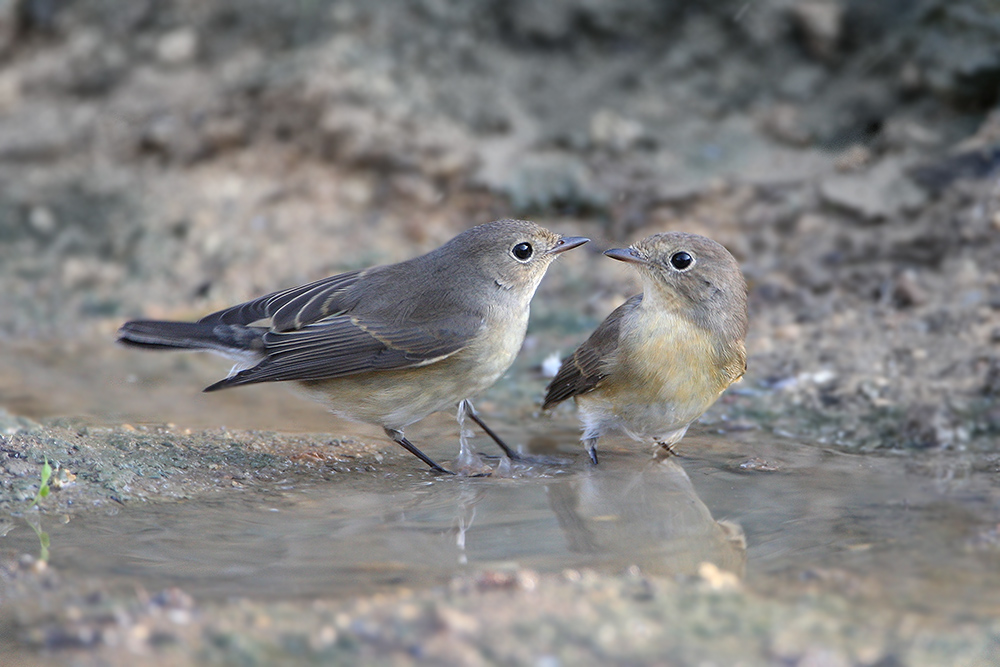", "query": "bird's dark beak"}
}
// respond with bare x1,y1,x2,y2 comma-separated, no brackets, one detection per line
604,247,647,264
548,236,589,255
